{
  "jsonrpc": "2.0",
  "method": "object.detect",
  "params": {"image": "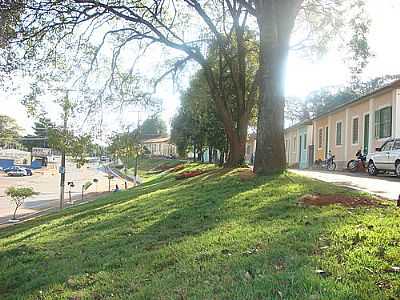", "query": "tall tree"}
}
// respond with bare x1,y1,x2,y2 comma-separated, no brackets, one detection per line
239,0,371,174
141,116,167,138
21,117,54,151
1,0,371,171
0,114,22,148
171,70,227,161
0,0,260,167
